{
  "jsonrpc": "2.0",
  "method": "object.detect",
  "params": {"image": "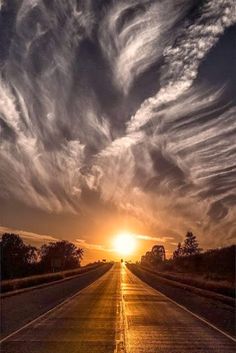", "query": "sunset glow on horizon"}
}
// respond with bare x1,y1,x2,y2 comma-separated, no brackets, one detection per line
113,232,137,256
0,2,235,351
0,0,235,263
